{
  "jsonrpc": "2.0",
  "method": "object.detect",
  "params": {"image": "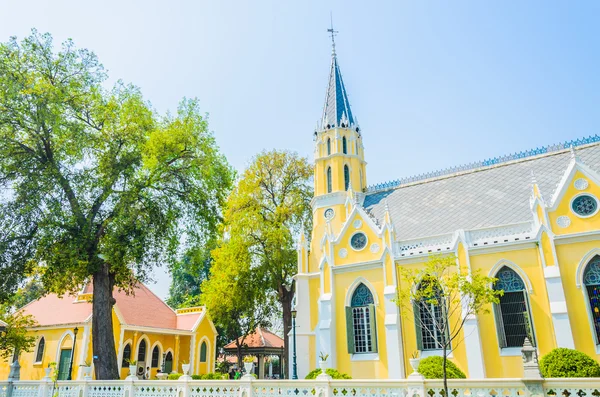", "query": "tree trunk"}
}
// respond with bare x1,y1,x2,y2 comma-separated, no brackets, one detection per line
442,345,448,397
236,340,243,369
280,286,294,379
92,264,120,380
